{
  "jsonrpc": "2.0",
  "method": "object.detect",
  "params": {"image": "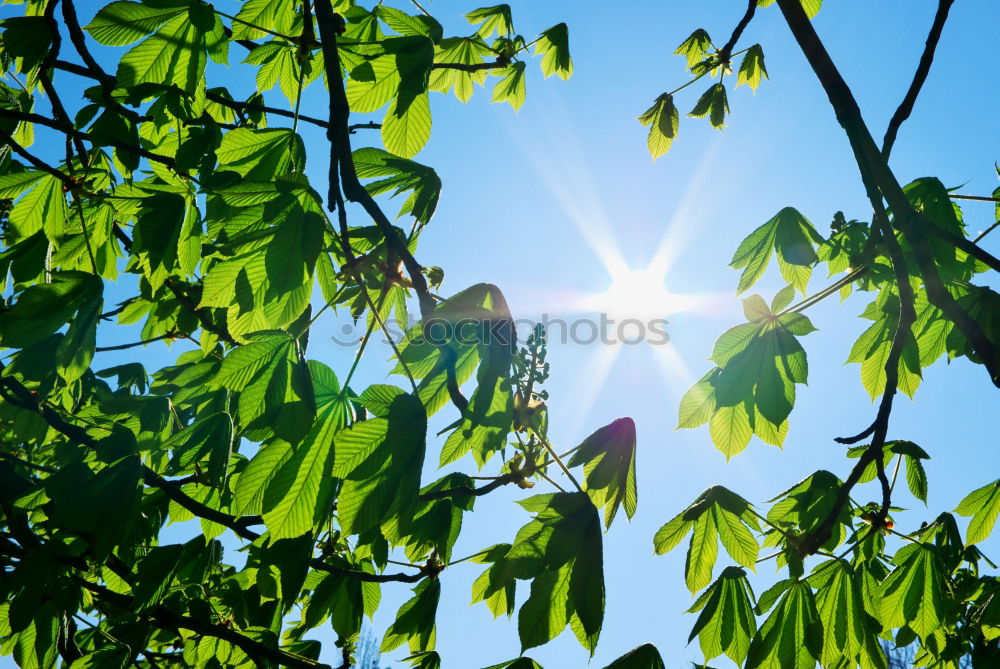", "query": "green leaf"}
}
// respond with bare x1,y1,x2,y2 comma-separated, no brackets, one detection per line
379,7,443,41
518,565,571,651
260,399,345,539
429,37,490,102
601,643,665,669
165,412,234,486
86,1,186,46
812,560,868,668
708,402,752,459
132,544,183,611
381,580,440,653
0,271,102,348
737,44,768,92
492,62,527,112
687,567,756,665
55,280,102,383
688,83,728,129
353,147,442,225
847,295,923,399
955,479,1000,544
674,29,713,68
1,17,50,76
654,487,759,593
231,0,294,40
216,128,305,180
347,56,401,112
745,581,823,669
566,417,637,528
46,457,142,559
677,371,716,429
878,543,944,640
534,23,572,79
686,514,720,595
8,174,68,241
801,0,822,18
214,333,292,392
382,91,432,158
638,94,679,159
232,439,293,516
714,504,759,569
214,332,314,442
465,5,513,38
336,393,427,536
112,2,227,93
767,470,848,550
730,207,824,294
